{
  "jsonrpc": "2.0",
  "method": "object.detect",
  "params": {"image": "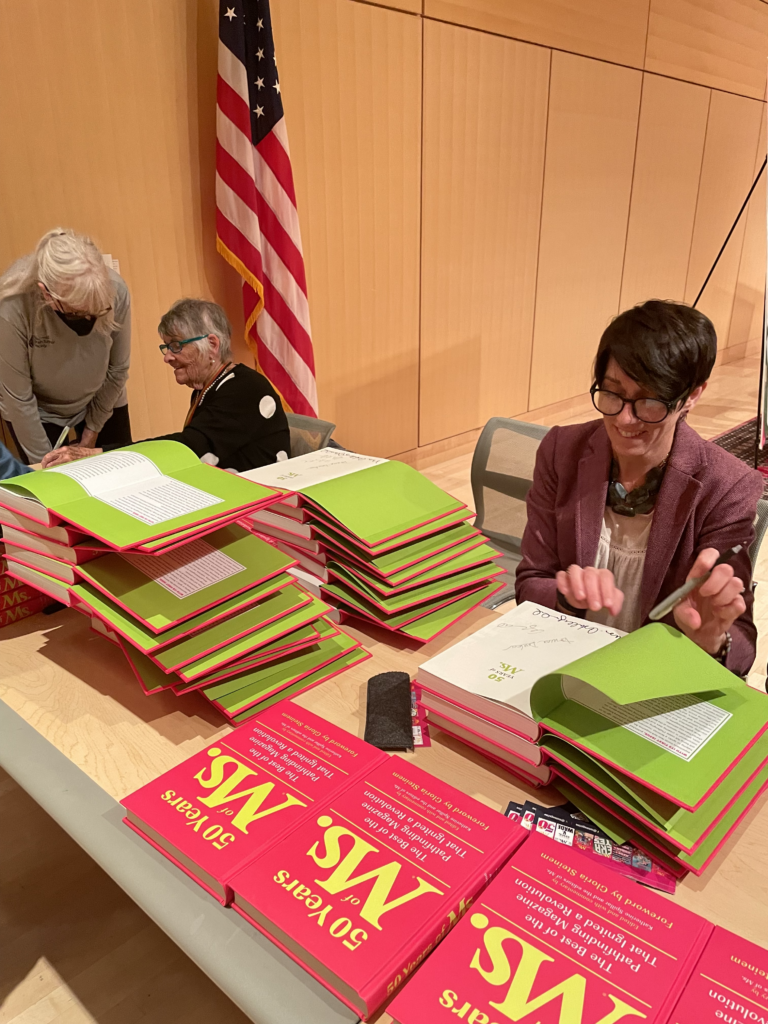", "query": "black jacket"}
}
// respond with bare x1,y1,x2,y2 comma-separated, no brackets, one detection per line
156,363,290,472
